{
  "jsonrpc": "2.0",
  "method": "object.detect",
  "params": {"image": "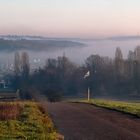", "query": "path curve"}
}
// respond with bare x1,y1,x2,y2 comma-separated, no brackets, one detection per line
46,102,140,140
